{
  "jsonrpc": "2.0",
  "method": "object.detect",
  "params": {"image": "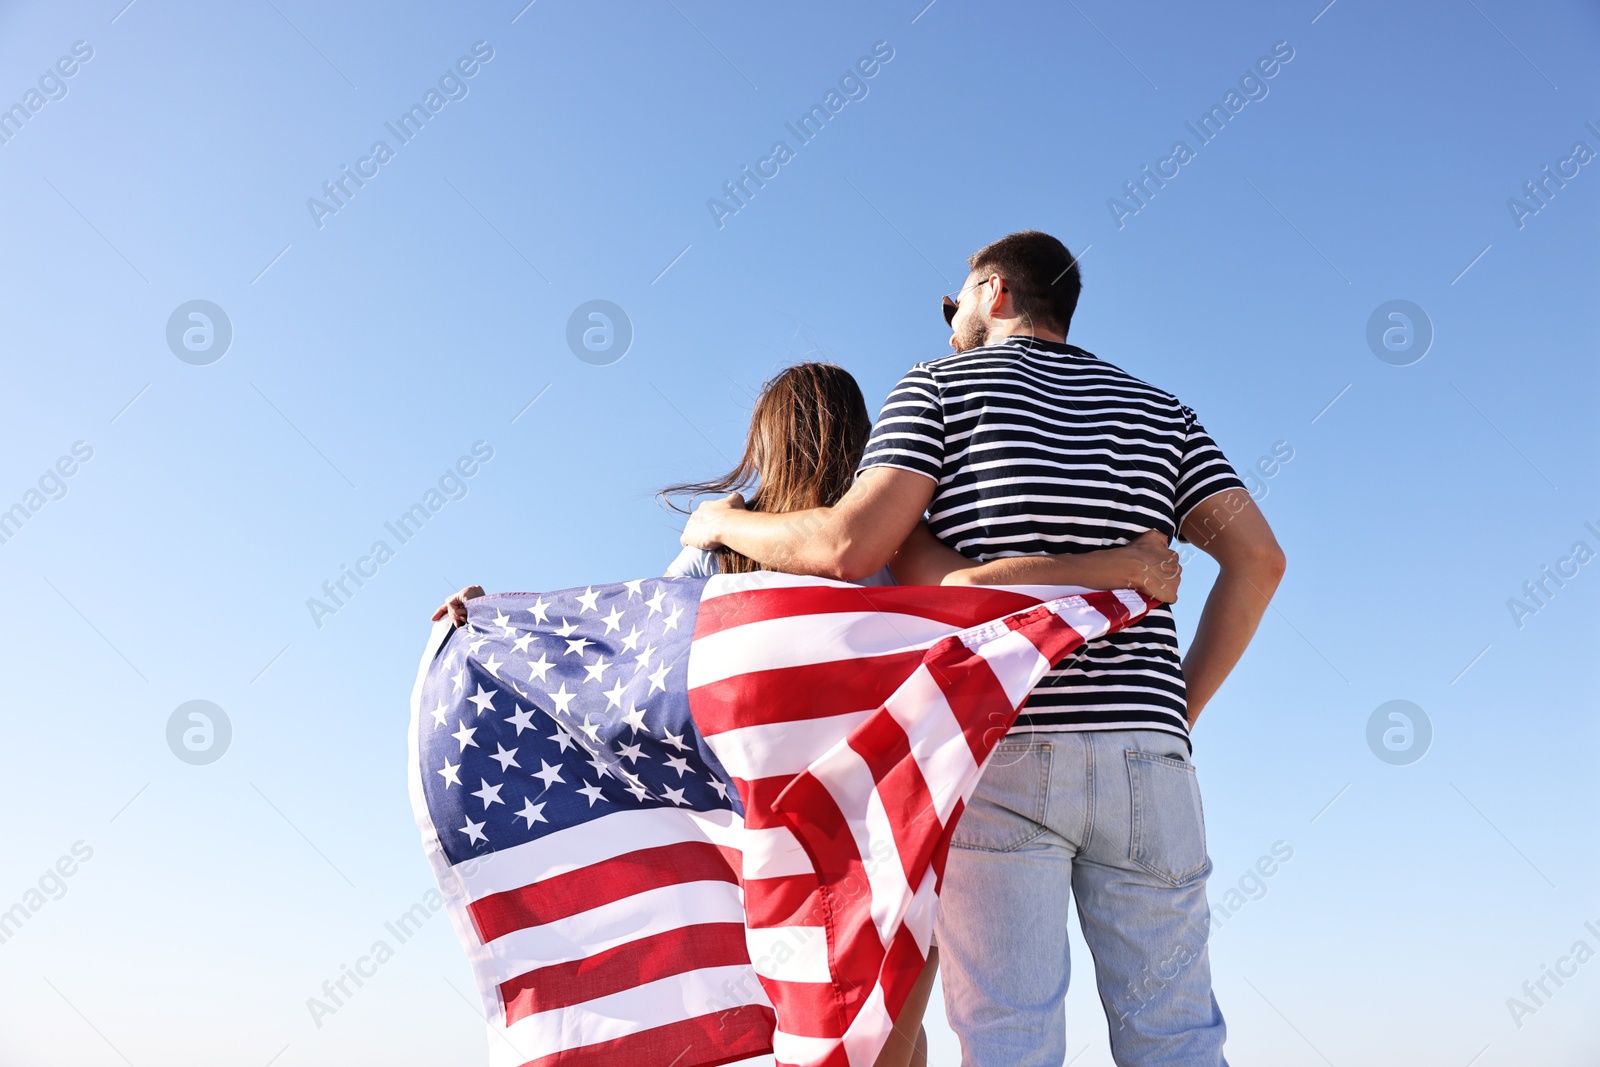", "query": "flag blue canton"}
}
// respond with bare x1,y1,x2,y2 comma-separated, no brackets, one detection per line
416,577,739,866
